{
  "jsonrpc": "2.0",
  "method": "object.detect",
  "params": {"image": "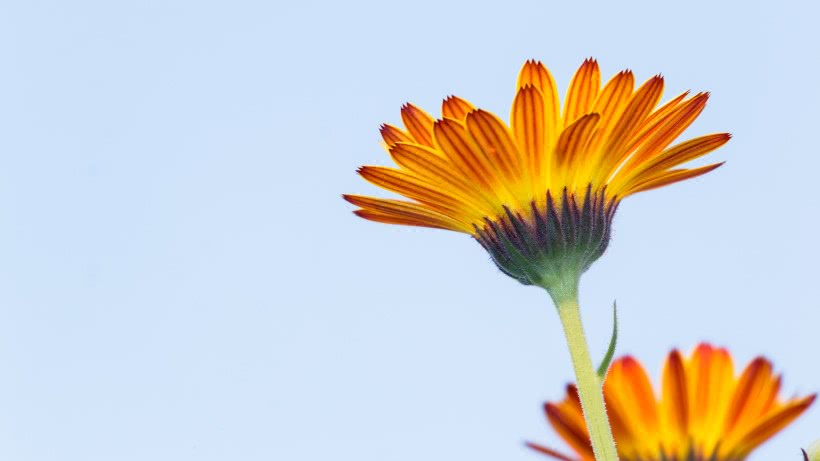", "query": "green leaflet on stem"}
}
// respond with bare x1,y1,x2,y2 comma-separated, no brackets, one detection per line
597,301,619,379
